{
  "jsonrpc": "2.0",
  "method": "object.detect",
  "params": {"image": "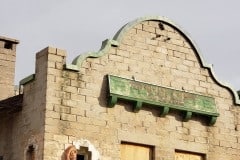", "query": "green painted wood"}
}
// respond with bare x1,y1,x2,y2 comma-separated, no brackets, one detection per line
108,75,219,125
160,107,169,117
108,95,118,108
19,74,35,85
134,101,142,112
209,116,217,126
183,111,193,122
